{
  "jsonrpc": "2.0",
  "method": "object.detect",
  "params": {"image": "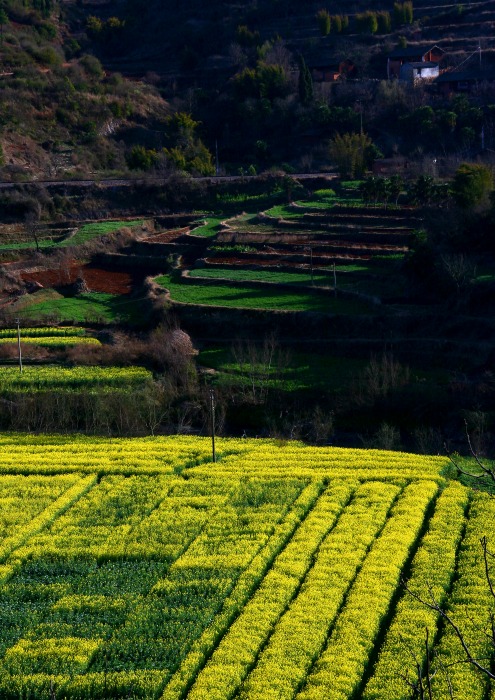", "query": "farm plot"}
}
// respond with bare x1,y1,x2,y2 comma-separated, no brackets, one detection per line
155,273,371,314
0,435,489,699
0,365,152,391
